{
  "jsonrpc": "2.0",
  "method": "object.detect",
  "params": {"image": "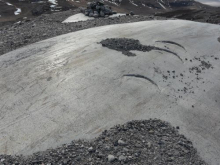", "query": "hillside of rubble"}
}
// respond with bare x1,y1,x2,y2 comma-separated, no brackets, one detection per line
1,0,220,27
